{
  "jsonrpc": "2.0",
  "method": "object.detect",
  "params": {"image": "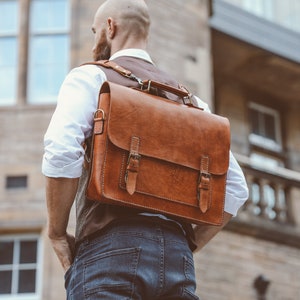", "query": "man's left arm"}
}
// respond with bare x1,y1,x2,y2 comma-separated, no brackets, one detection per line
46,177,79,271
